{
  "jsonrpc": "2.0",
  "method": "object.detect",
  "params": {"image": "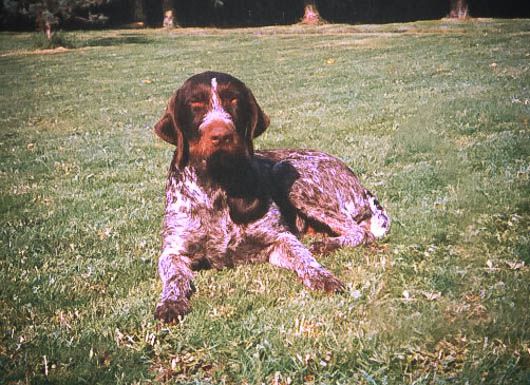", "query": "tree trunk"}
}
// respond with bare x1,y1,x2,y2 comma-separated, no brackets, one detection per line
162,0,174,28
301,1,323,25
45,21,52,40
449,0,468,19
